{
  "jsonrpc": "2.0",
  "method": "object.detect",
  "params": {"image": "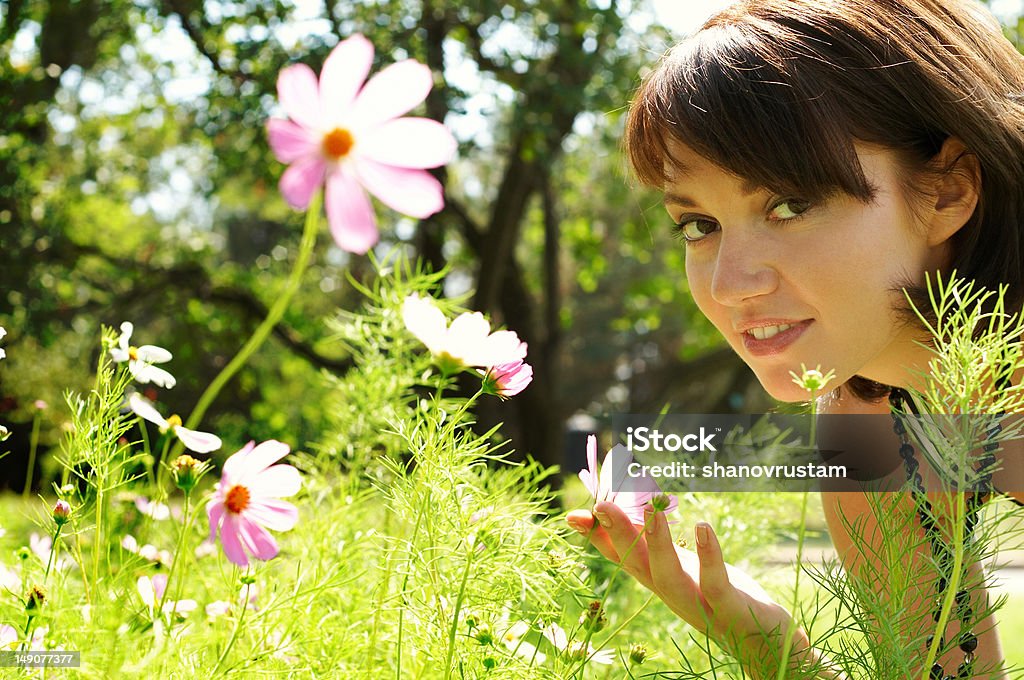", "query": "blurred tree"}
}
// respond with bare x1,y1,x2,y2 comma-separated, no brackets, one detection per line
0,0,768,489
